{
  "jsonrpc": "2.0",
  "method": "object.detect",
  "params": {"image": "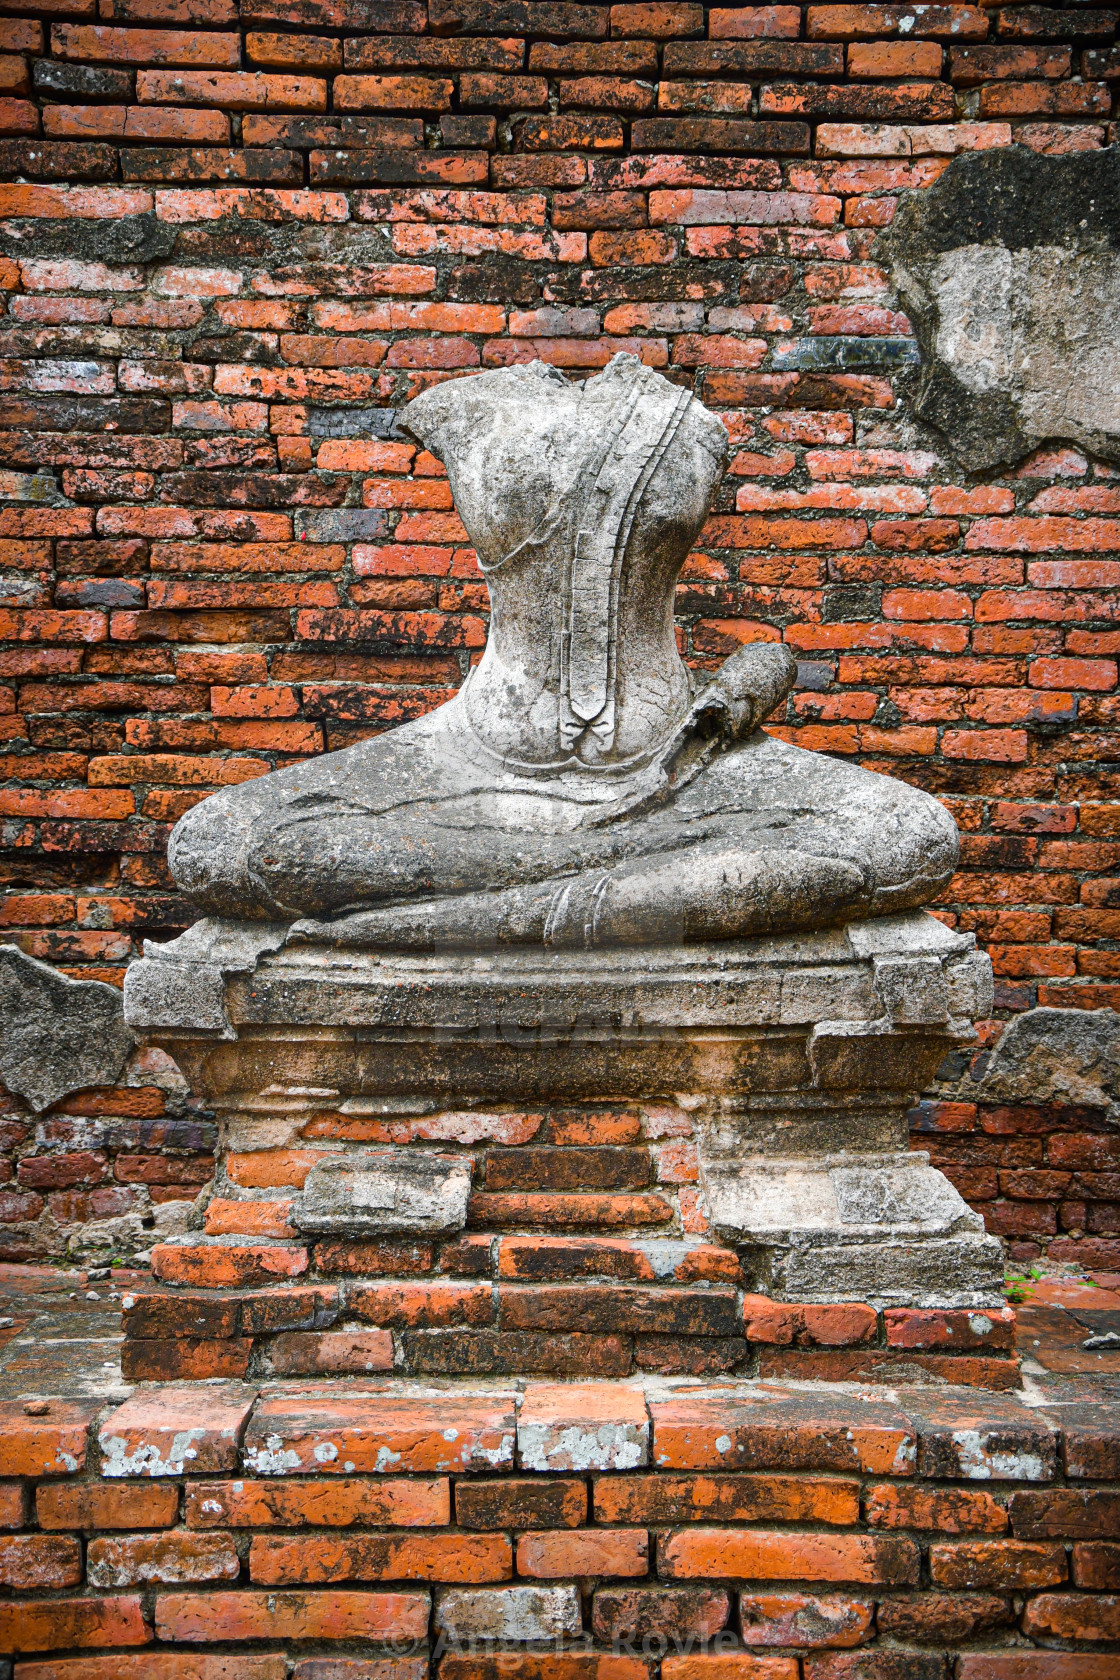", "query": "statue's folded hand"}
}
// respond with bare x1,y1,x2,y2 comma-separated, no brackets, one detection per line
688,641,799,744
